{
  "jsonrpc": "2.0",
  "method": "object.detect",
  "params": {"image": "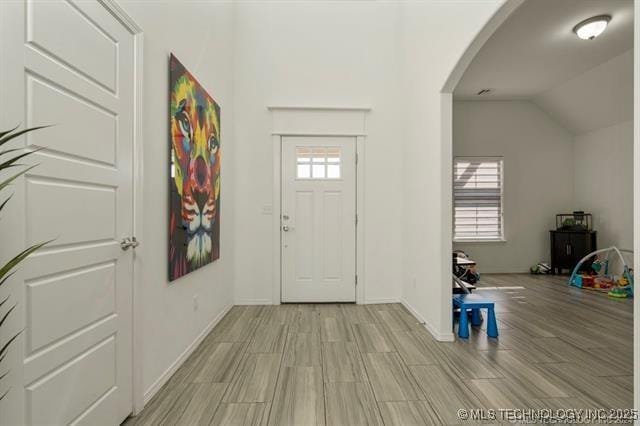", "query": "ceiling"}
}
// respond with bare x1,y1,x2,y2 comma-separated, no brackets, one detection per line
454,0,634,100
